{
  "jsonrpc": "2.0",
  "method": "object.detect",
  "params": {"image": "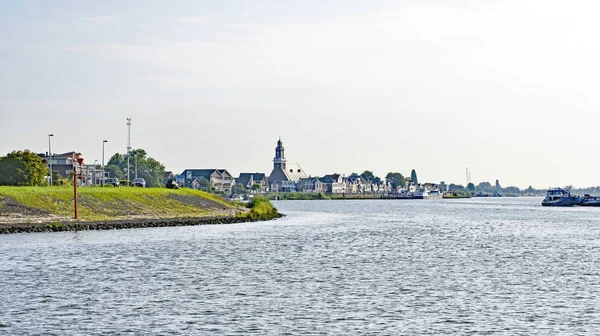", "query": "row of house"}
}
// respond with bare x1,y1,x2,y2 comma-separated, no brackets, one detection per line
173,139,396,194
